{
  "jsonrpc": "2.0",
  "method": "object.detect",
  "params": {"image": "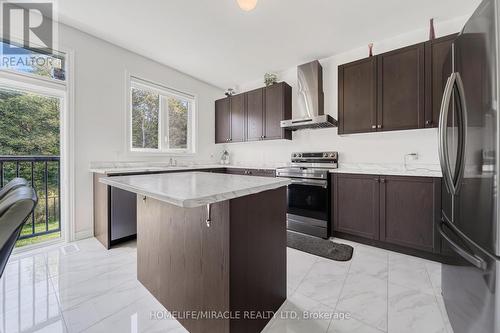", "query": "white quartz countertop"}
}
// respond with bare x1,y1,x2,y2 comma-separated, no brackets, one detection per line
90,164,276,175
90,163,442,178
99,172,291,208
329,166,442,178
